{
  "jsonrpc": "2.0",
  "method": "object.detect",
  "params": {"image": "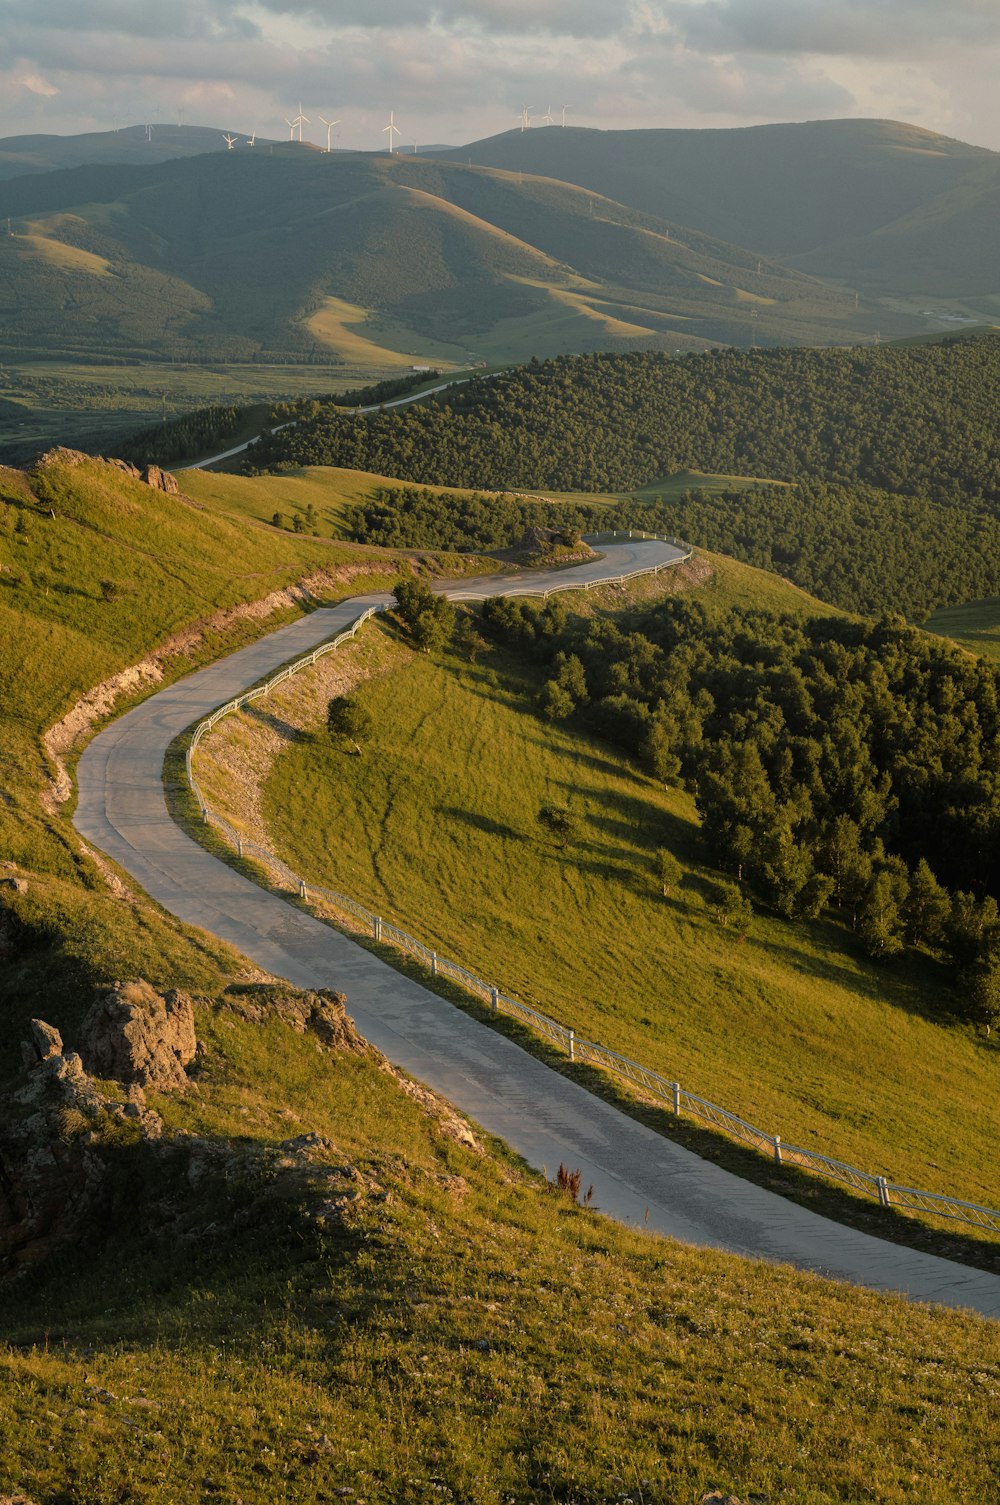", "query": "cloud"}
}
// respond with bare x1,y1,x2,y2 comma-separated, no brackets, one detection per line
11,69,61,99
1,0,999,151
662,0,1000,61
